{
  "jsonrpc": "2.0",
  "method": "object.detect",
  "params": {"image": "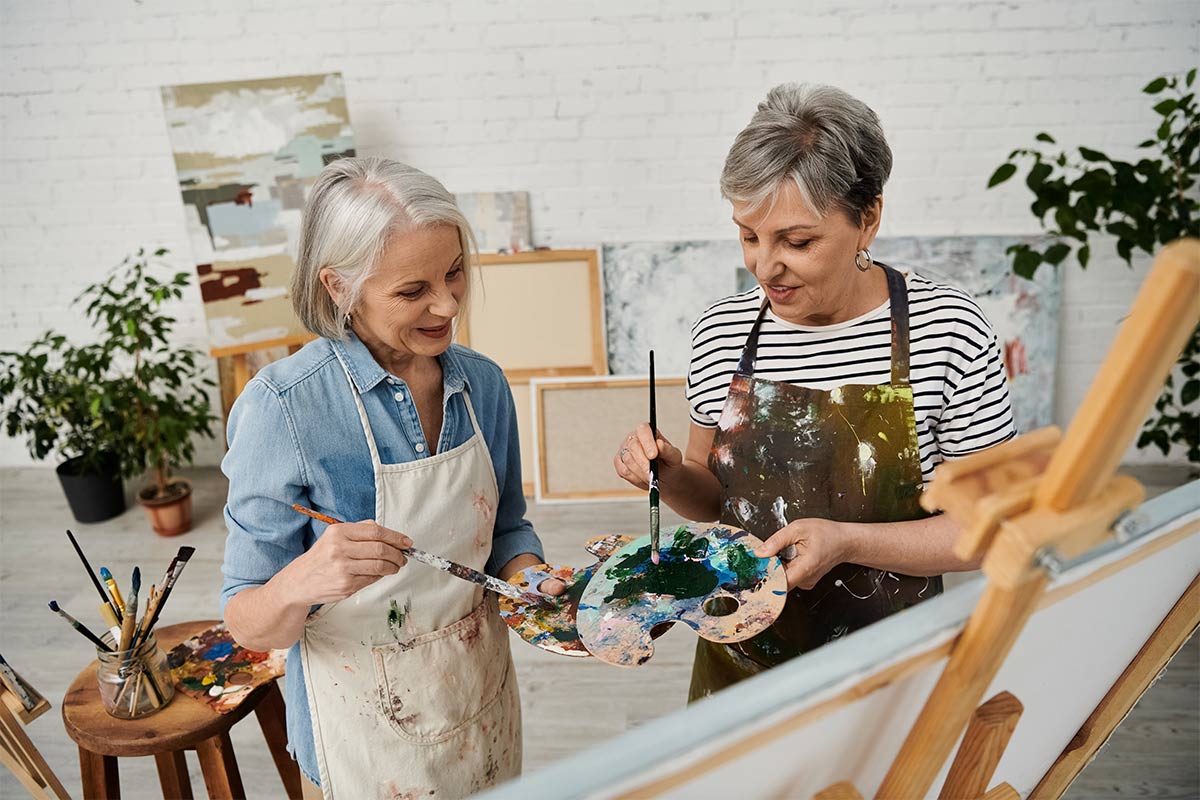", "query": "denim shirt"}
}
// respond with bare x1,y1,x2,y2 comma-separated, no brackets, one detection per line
219,332,543,784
